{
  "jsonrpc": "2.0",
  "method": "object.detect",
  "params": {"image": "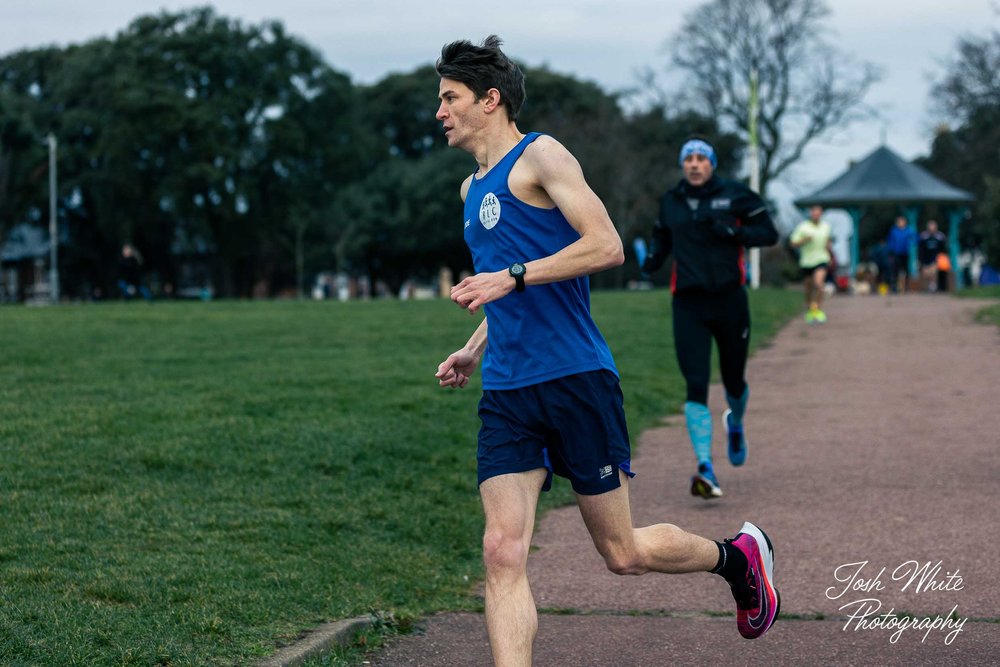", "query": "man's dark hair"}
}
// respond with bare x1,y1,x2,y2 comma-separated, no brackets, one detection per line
436,35,526,121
